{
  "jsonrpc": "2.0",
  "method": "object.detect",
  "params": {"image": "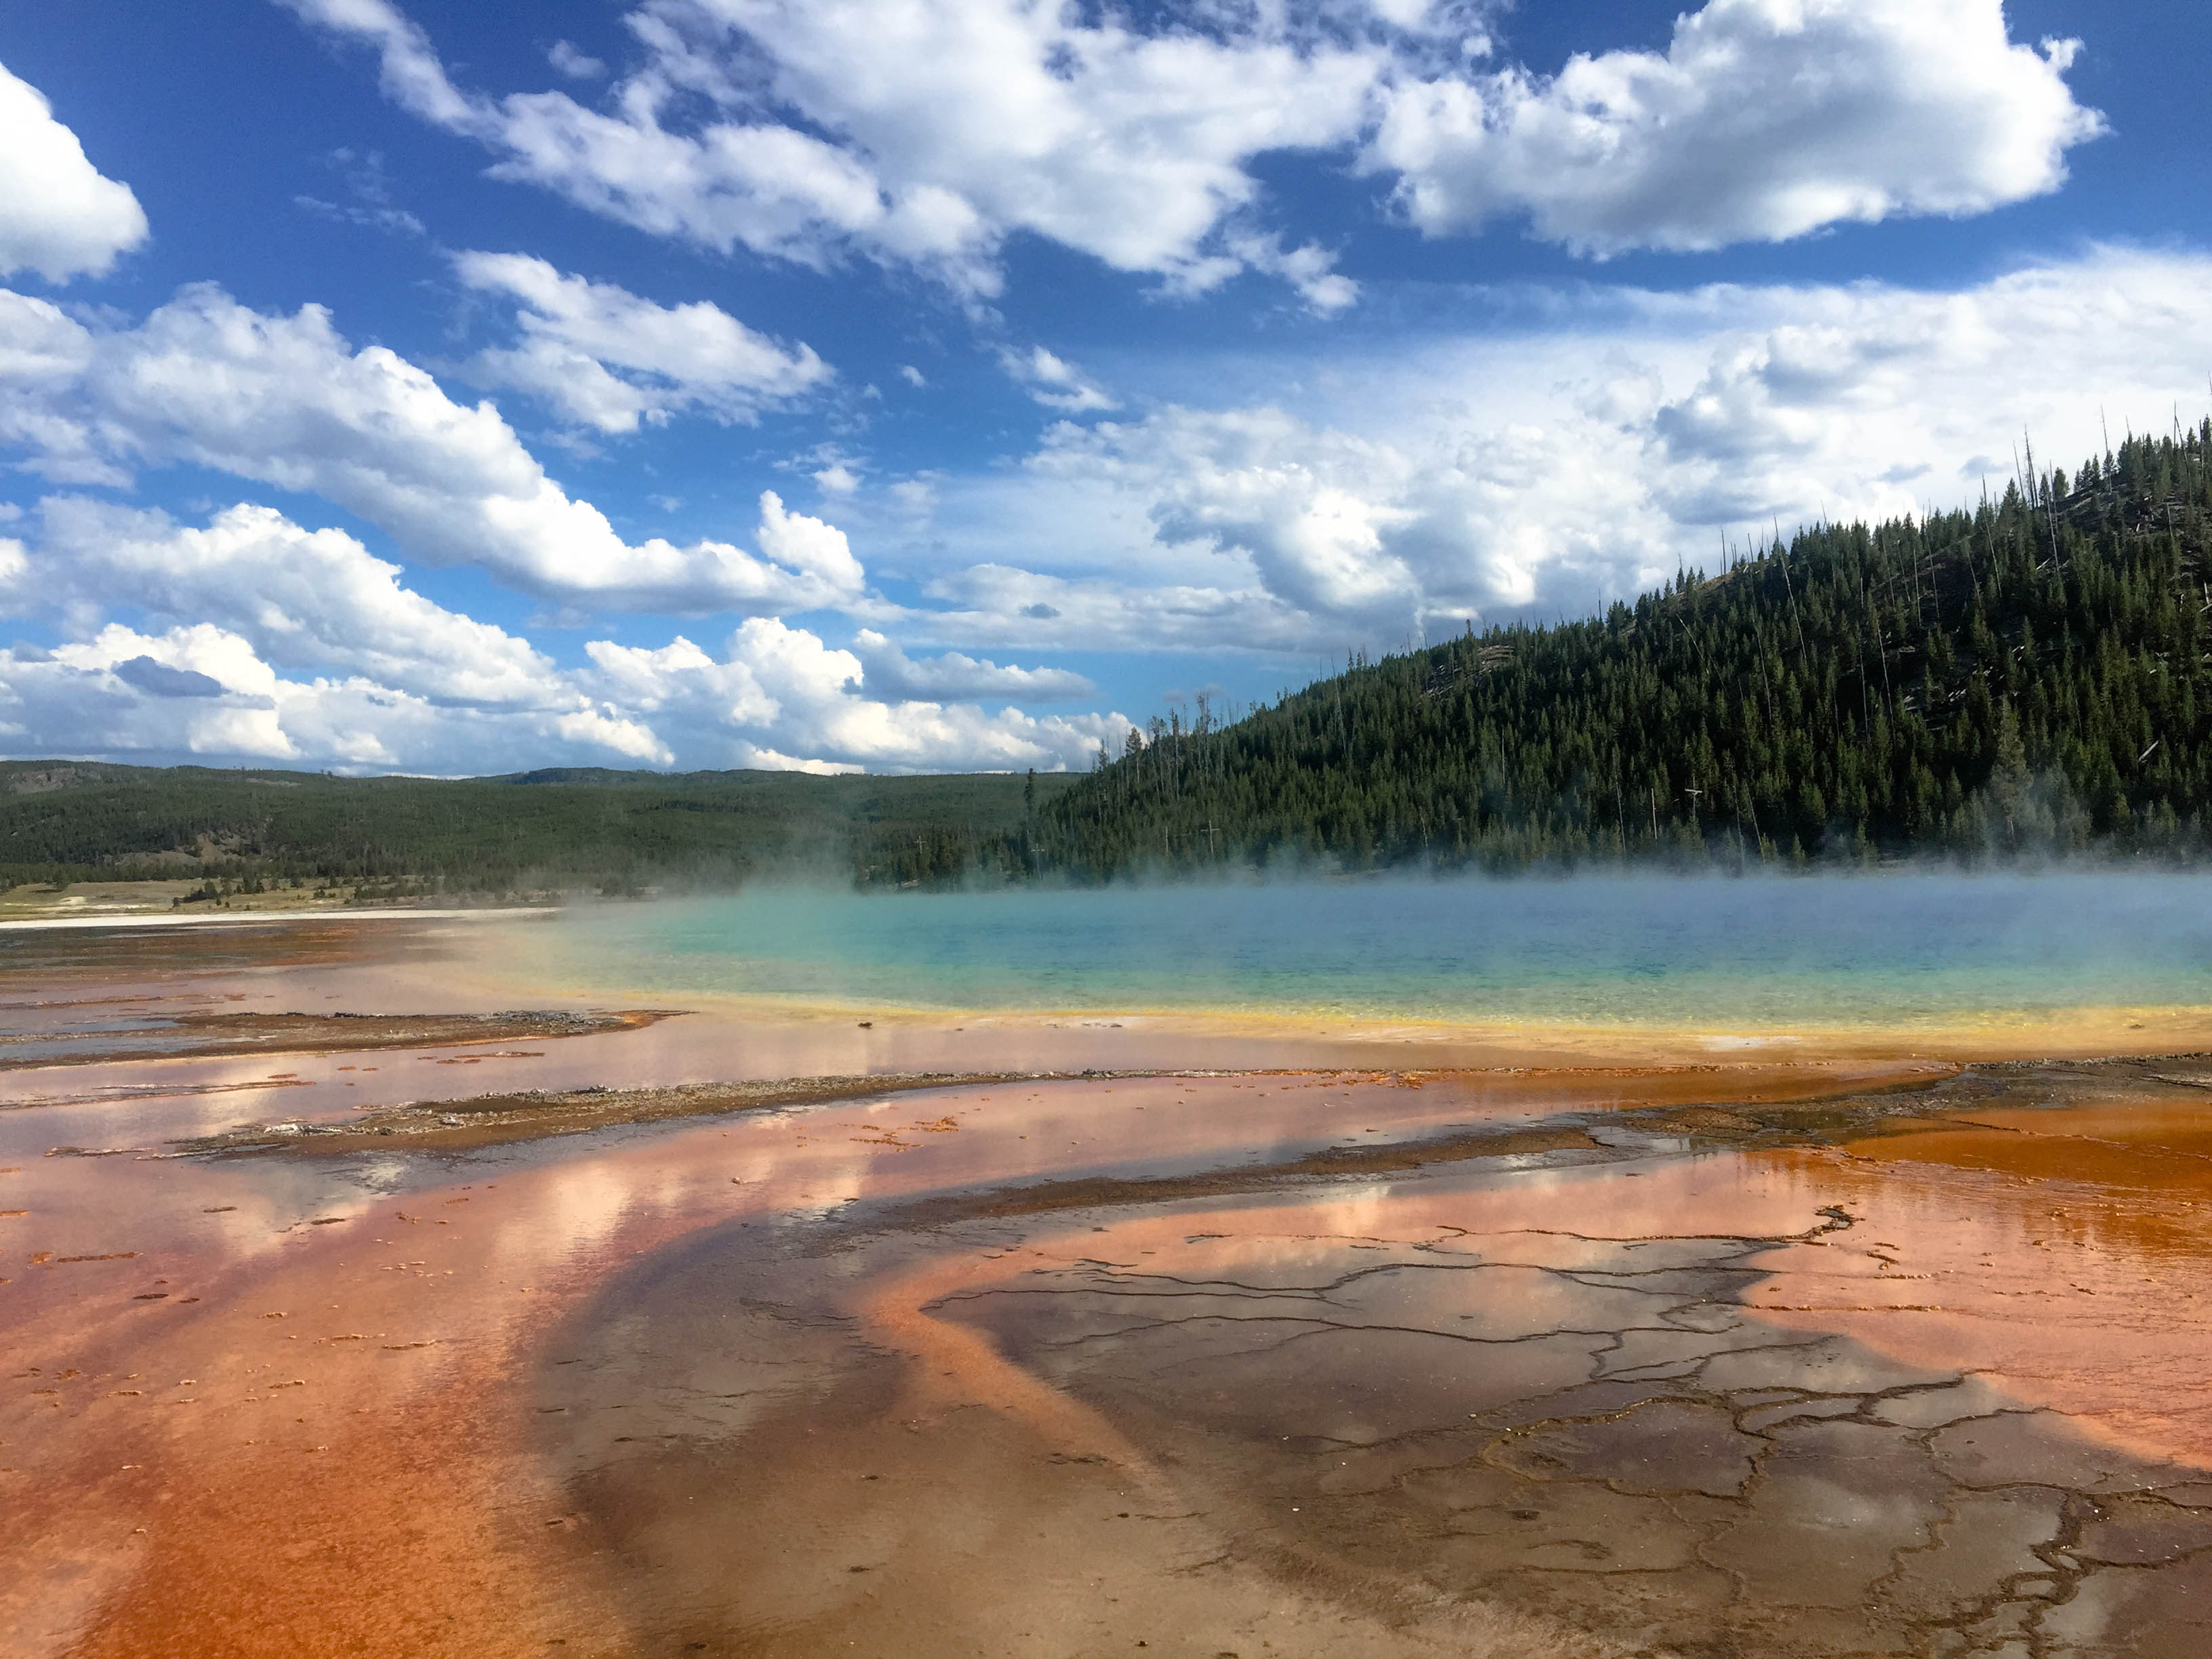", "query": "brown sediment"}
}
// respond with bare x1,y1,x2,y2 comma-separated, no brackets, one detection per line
1731,1081,2212,1473
24,958,2212,1659
0,1007,672,1070
0,1201,636,1659
180,1069,1128,1153
533,1054,2212,1658
0,913,472,986
880,1120,1611,1225
548,1338,1635,1659
879,1055,2212,1231
826,1142,2212,1658
176,1054,1960,1158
